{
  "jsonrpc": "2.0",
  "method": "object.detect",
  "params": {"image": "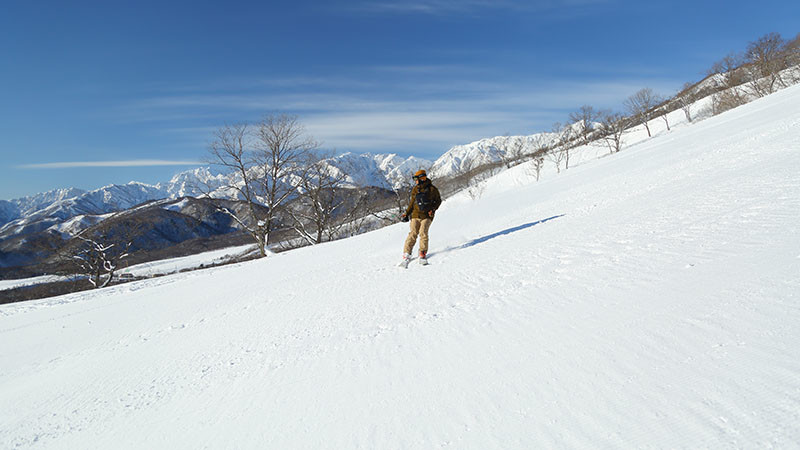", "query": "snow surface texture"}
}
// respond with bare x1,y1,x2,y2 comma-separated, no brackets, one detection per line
1,84,800,448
